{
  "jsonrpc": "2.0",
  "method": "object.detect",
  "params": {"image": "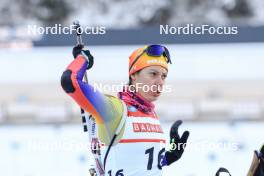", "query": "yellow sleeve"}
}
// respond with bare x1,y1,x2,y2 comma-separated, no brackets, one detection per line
97,95,126,146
